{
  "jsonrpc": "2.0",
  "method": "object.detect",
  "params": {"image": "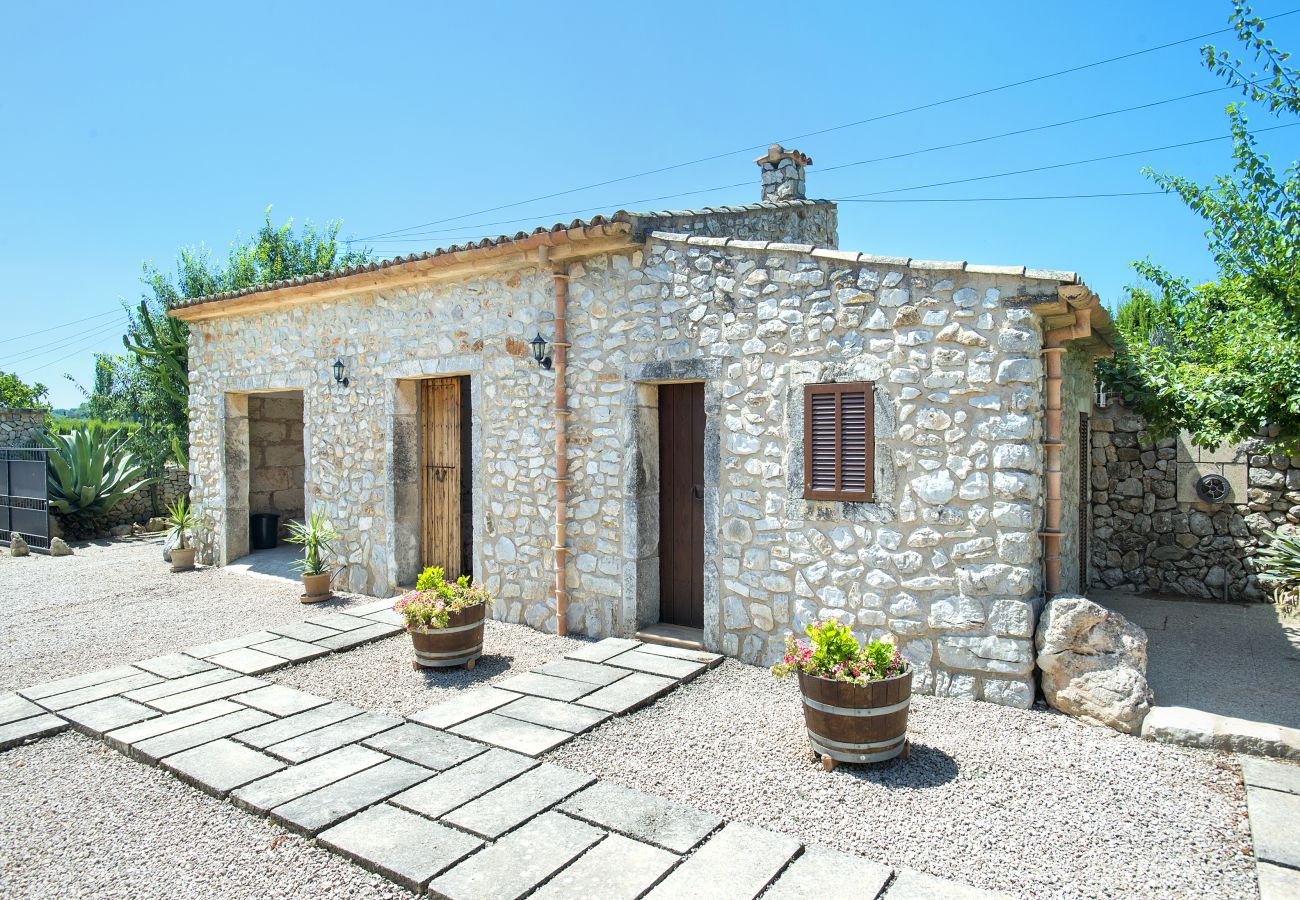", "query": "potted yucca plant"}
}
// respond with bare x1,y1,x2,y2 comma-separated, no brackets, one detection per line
163,497,207,572
395,566,490,670
773,620,911,771
286,509,339,602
